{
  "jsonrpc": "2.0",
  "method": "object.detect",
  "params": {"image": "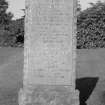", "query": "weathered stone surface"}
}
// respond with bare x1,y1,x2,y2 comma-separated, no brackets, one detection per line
19,0,79,105
24,0,76,86
19,85,79,105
